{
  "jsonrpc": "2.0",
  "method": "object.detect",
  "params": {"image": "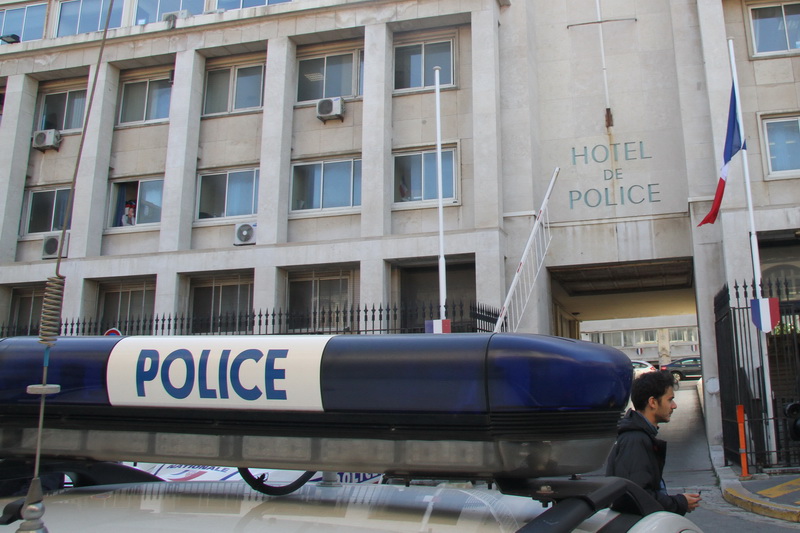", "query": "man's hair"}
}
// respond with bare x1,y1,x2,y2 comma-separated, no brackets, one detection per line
631,370,676,411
